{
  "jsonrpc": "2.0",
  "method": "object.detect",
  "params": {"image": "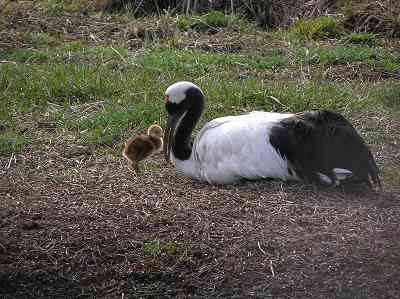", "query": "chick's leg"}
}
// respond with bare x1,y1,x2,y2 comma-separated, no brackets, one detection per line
133,162,140,174
128,161,140,175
